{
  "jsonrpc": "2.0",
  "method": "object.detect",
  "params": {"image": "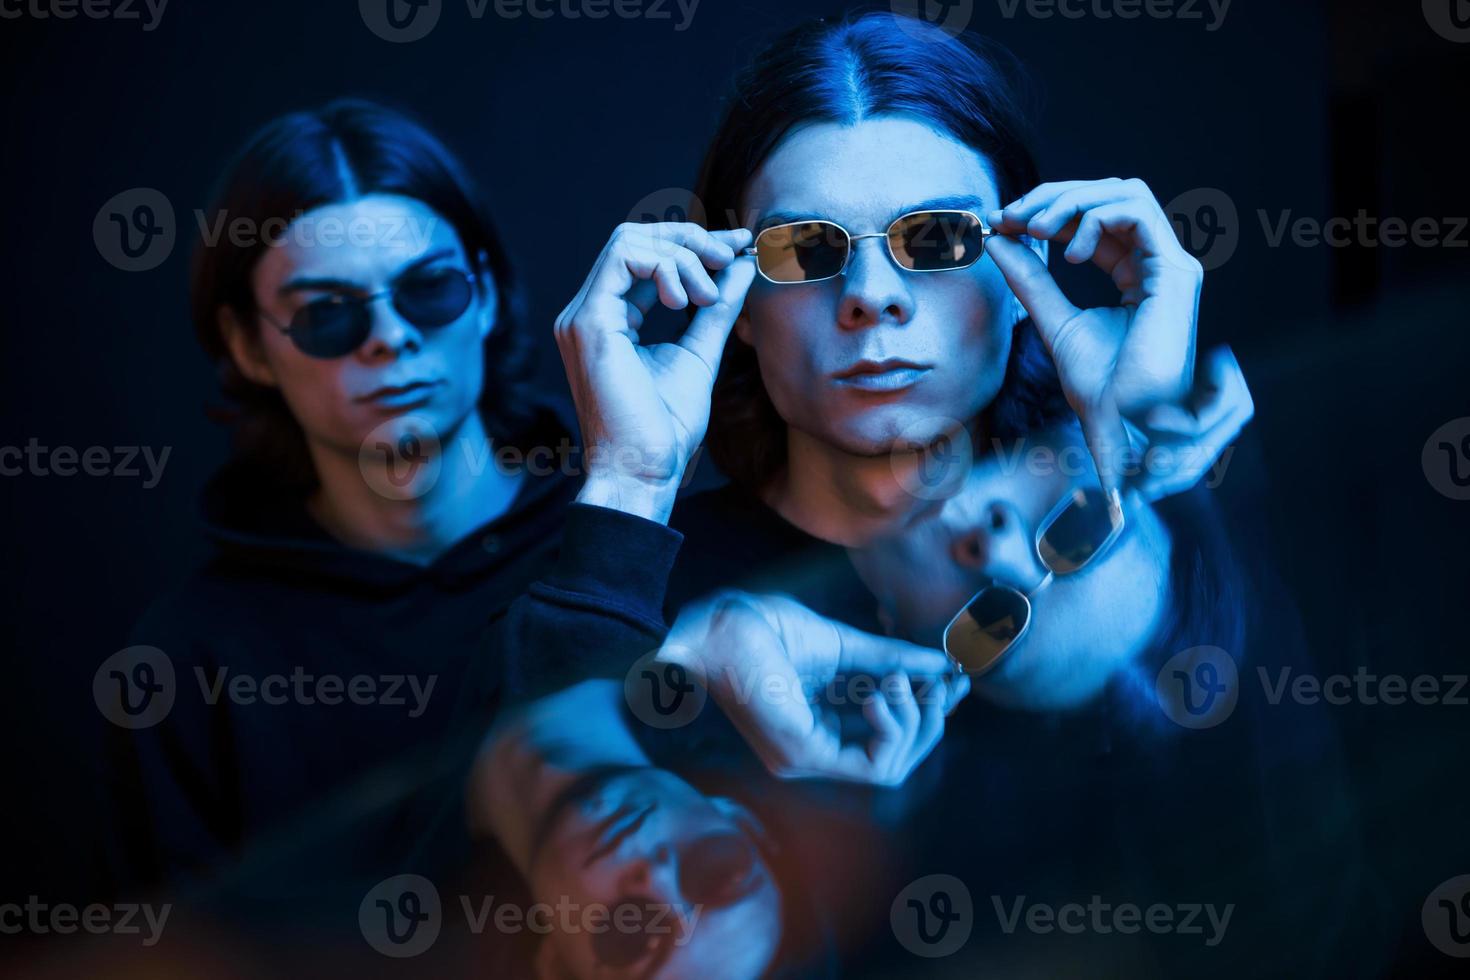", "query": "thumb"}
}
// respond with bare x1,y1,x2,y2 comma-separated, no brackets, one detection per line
986,233,1081,349
676,256,756,377
1078,387,1131,503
